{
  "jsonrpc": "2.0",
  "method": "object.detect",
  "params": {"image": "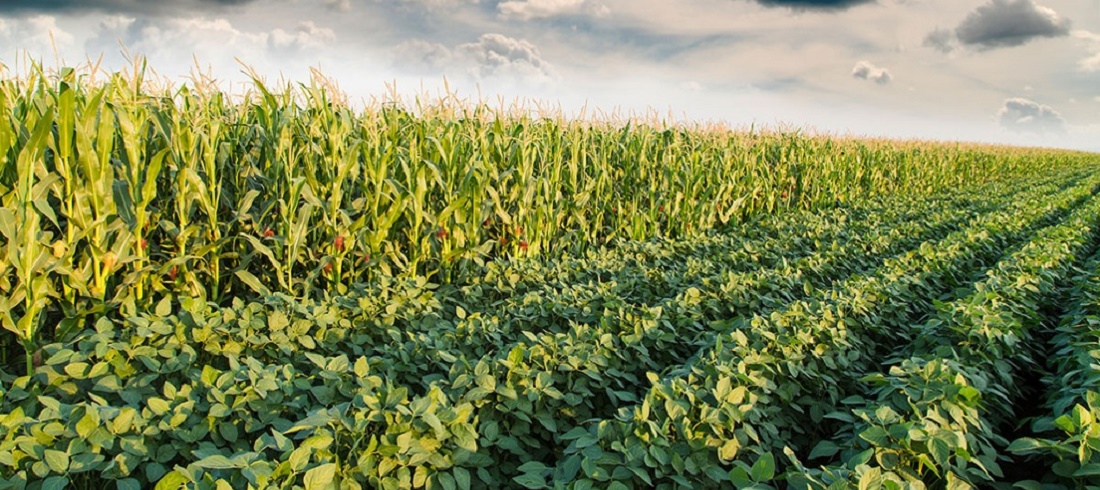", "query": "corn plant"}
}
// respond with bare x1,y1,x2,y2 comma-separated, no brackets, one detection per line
0,65,58,374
